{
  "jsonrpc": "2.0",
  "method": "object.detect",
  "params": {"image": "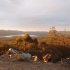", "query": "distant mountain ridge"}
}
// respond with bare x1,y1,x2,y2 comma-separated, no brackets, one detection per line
0,30,70,37
0,30,48,37
0,30,24,36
